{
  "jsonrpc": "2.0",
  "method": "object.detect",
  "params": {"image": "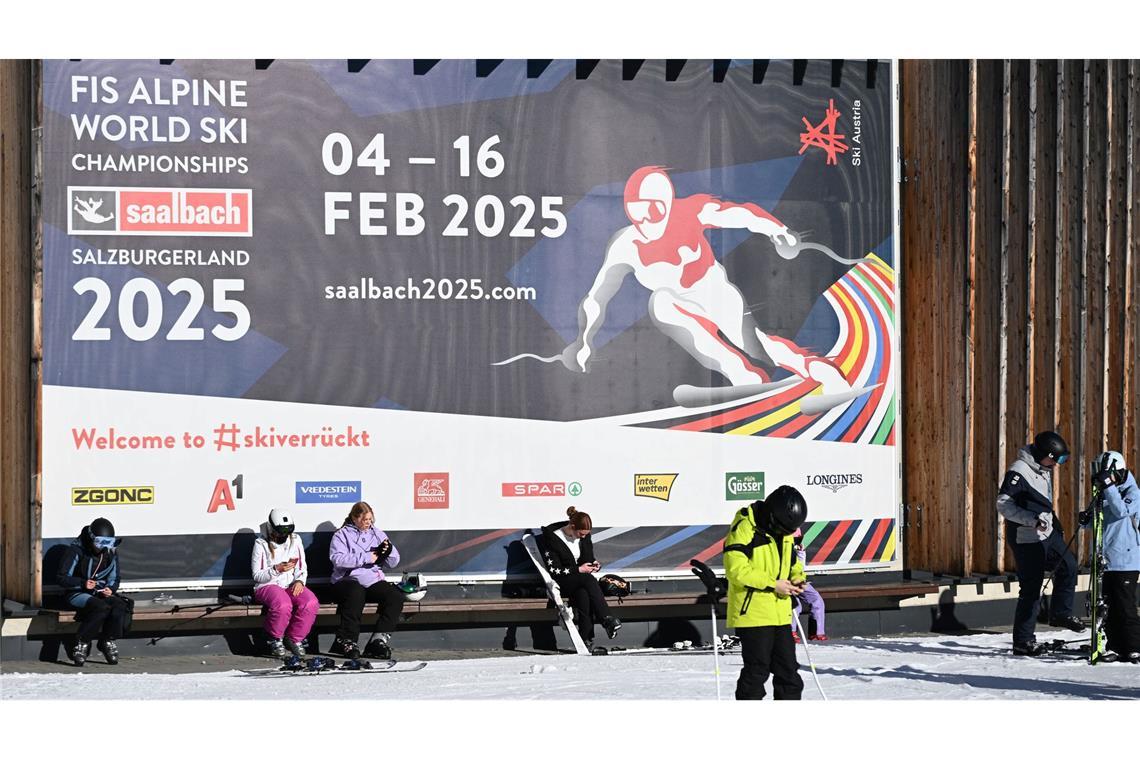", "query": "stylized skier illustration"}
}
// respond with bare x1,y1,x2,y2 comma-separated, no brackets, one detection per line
74,196,115,224
497,166,874,412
